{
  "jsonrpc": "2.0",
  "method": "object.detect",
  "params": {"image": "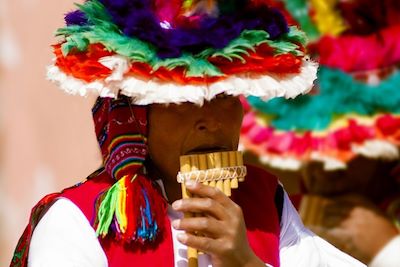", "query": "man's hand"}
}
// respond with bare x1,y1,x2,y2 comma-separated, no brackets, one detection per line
310,194,399,264
172,181,264,267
